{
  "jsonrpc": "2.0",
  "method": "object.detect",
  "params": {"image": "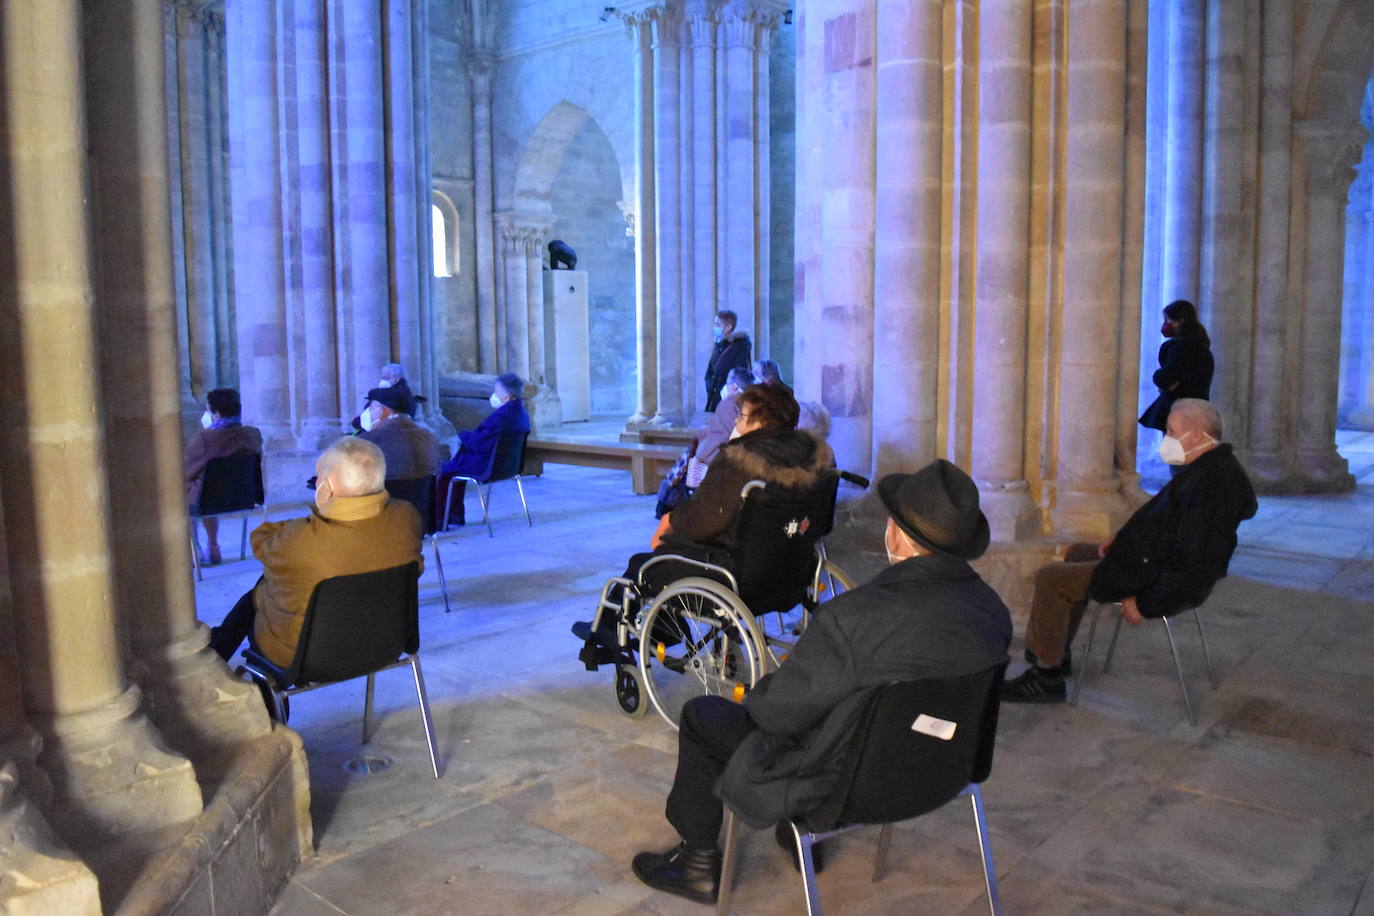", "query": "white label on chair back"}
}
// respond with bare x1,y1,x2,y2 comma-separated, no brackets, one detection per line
911,714,957,741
